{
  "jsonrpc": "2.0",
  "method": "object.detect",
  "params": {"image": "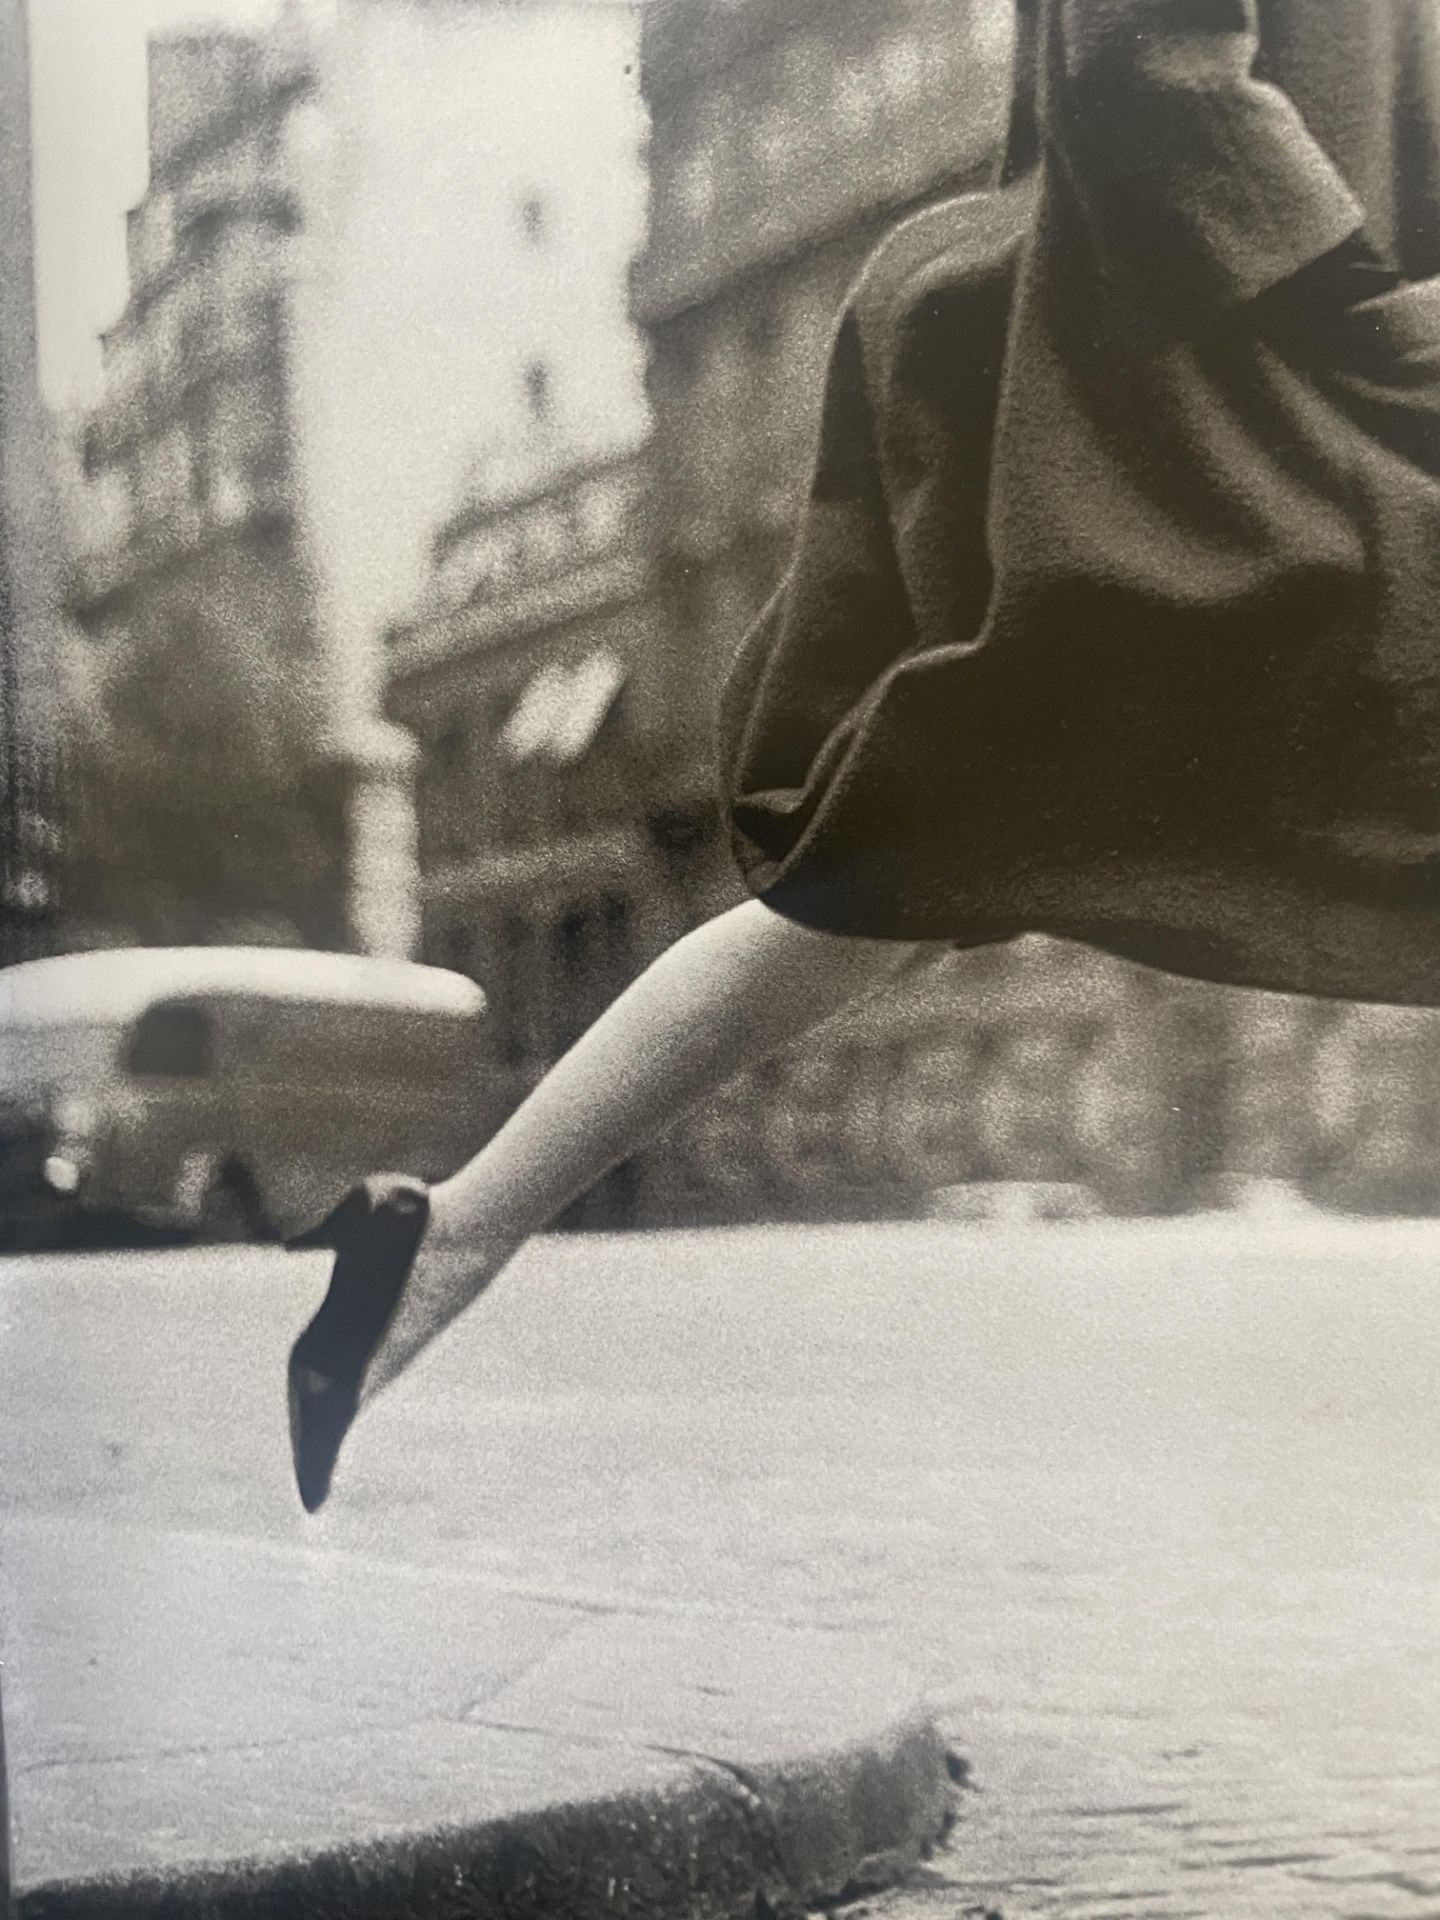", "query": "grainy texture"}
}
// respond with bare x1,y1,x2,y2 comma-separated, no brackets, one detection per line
723,0,1440,1005
3,1221,1438,1914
